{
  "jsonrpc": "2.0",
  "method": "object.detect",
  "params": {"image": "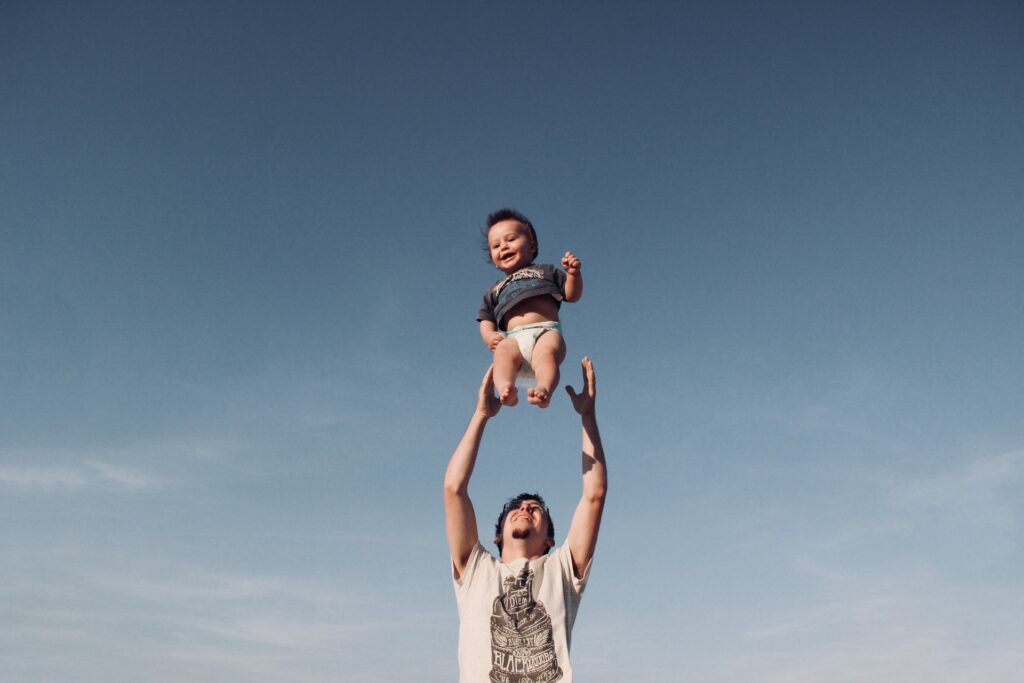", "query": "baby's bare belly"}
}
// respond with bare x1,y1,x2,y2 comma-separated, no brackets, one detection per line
502,296,561,330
